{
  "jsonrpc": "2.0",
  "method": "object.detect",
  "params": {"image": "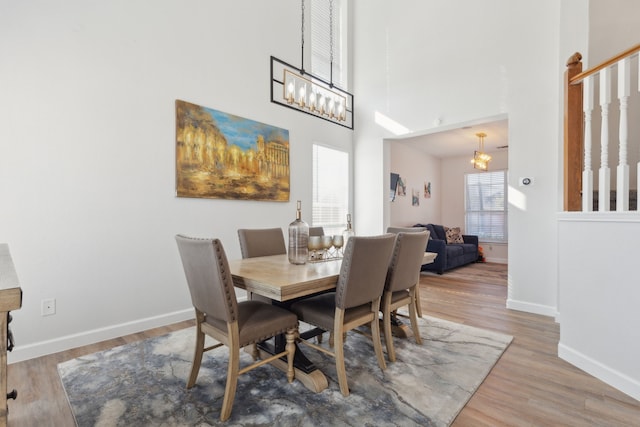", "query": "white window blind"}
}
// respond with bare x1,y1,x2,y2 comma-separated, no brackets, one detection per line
465,170,508,242
311,0,345,88
312,144,349,236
